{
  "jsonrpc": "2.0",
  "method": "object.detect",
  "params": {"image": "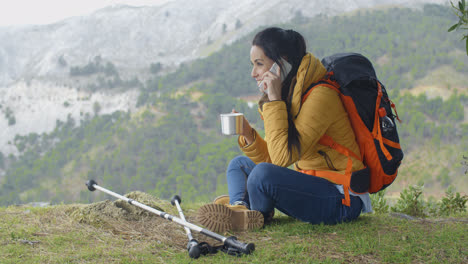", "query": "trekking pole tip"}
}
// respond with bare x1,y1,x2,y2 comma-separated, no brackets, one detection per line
170,195,181,206
85,180,98,191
